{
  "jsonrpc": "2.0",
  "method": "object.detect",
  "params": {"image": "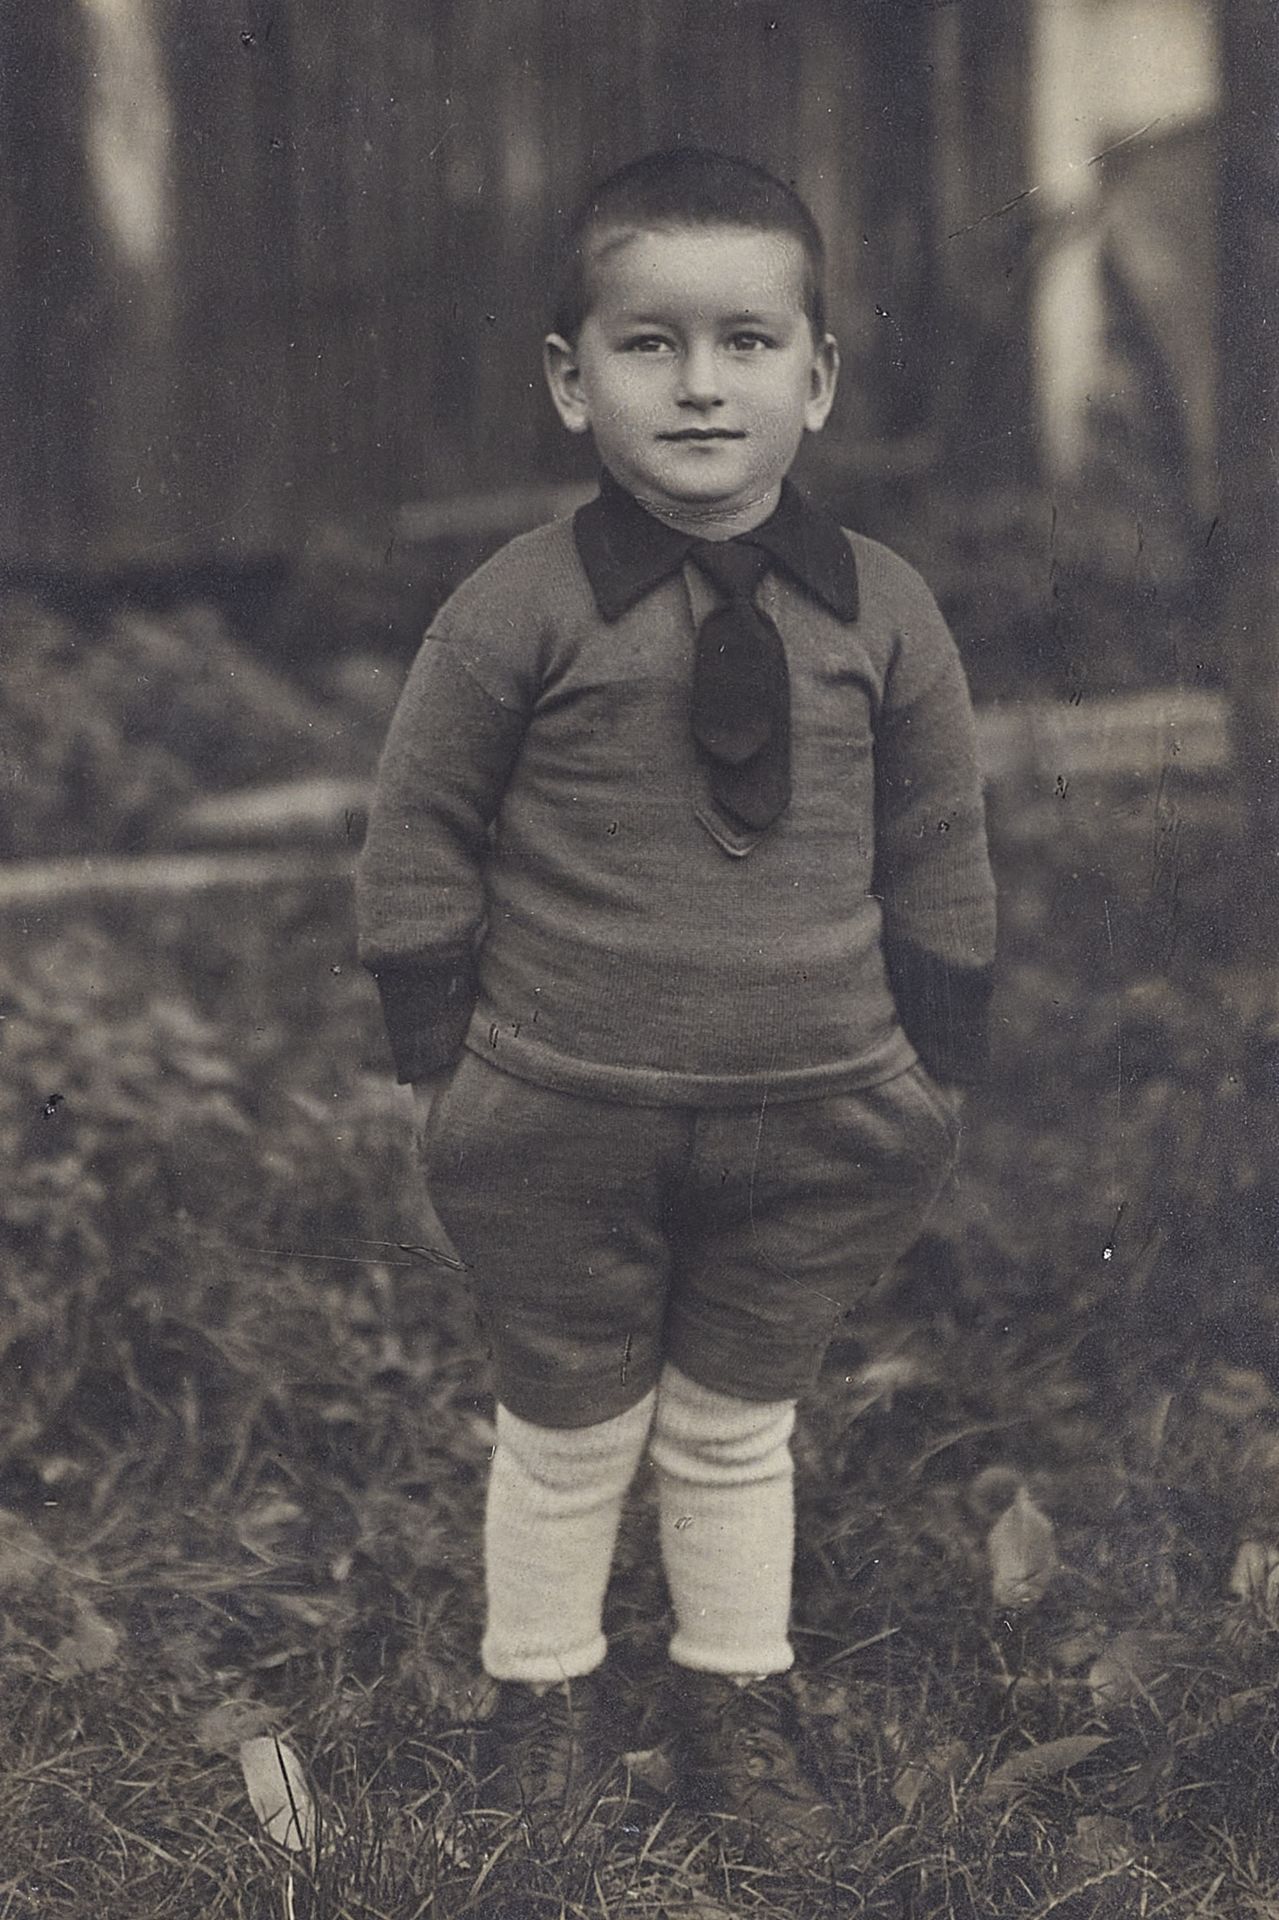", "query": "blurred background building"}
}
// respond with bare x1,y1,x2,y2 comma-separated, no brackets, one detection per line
0,2,1218,539
0,0,1257,715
